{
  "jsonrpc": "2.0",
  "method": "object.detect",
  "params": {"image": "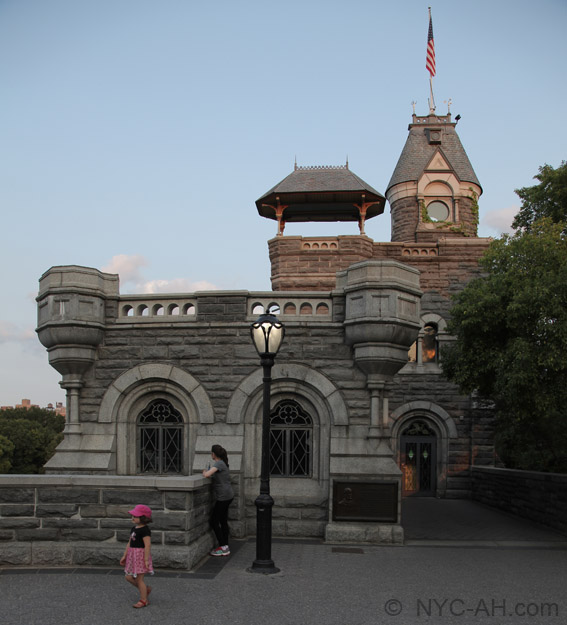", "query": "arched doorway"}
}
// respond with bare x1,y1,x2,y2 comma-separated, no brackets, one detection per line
400,420,437,496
